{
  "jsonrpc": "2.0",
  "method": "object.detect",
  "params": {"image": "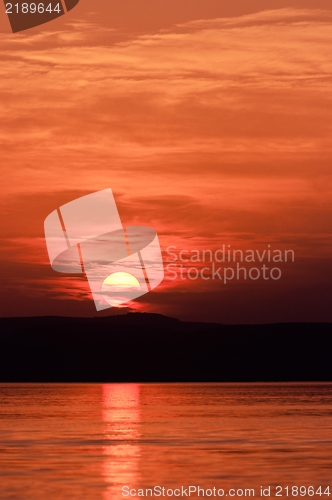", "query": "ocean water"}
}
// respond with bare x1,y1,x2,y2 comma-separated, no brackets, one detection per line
0,383,331,500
